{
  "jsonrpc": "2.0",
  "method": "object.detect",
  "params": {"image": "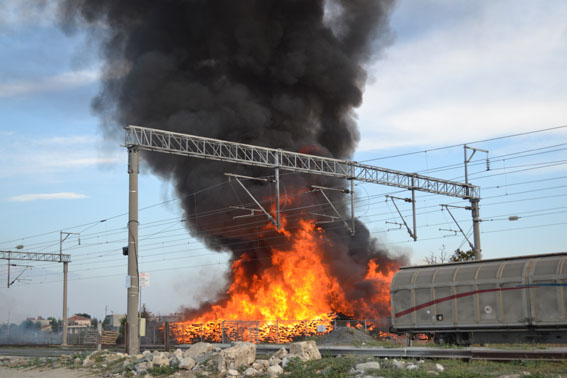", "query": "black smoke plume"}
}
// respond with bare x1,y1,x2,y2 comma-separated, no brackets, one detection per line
58,0,405,318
